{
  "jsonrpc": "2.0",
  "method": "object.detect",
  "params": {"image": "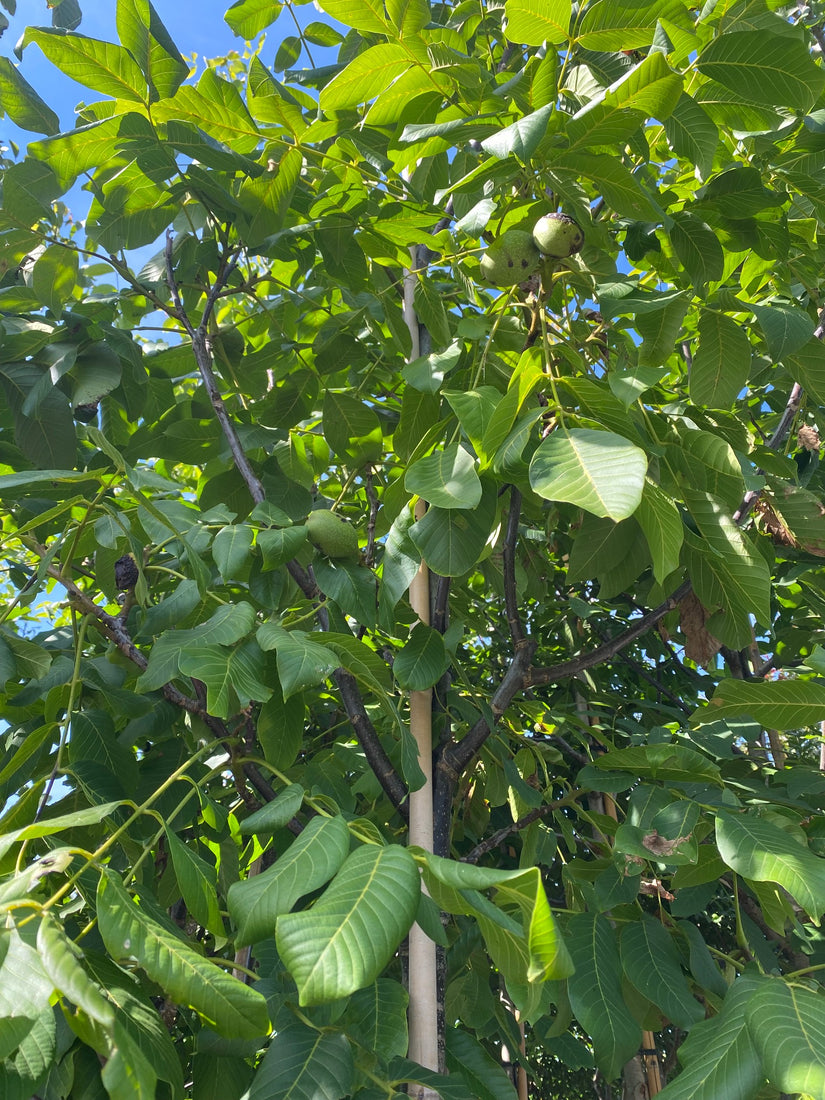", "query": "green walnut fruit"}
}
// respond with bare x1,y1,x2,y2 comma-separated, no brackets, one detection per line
532,213,584,258
479,229,541,286
305,509,359,559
